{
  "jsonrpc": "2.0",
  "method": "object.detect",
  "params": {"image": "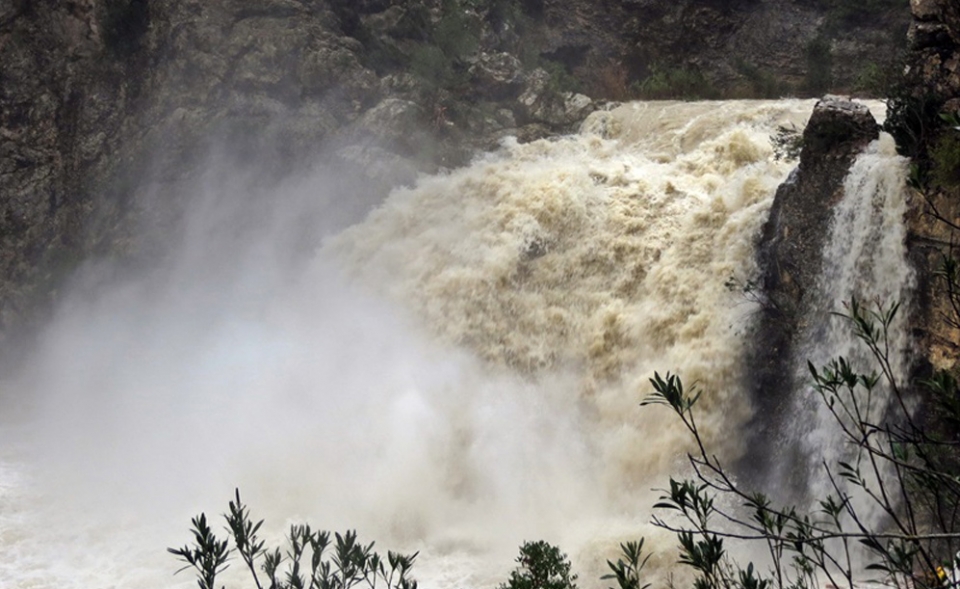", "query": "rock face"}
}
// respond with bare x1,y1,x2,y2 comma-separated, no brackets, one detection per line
744,96,880,484
903,0,960,374
0,1,131,336
758,97,880,320
0,0,423,342
743,0,959,484
522,0,907,98
906,0,960,98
